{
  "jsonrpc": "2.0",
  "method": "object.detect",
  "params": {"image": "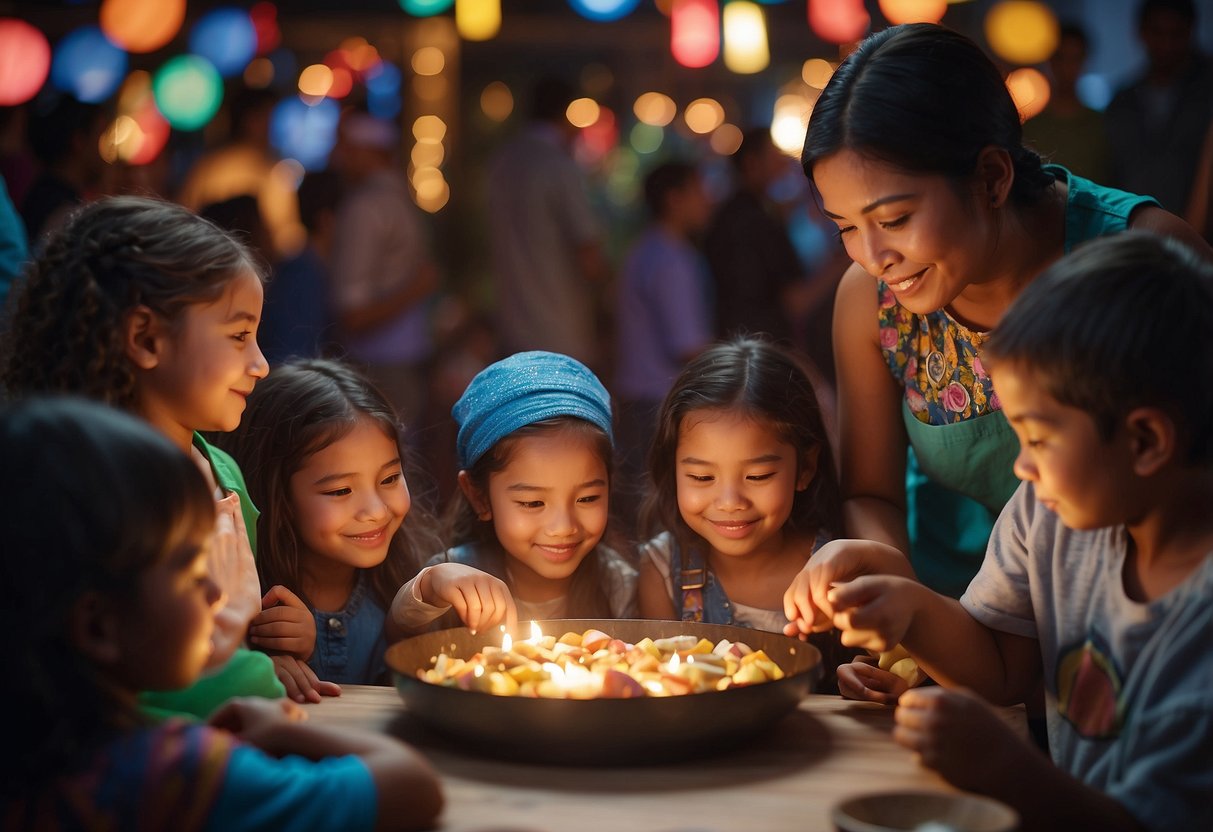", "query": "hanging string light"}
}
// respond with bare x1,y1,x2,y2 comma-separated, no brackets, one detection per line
671,0,719,69
0,19,50,106
568,0,641,22
807,0,869,45
723,1,769,74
